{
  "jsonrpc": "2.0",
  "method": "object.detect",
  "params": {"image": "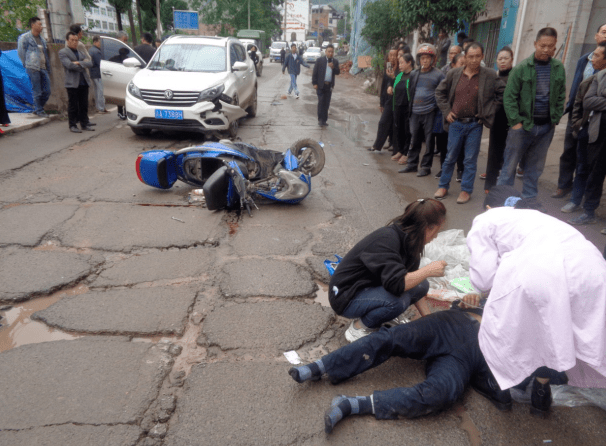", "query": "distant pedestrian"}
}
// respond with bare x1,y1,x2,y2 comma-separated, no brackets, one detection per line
399,44,444,176
434,43,505,204
368,49,398,152
59,32,95,134
0,49,11,133
437,30,451,68
497,27,566,199
115,31,129,120
457,32,468,47
283,43,309,99
116,31,128,44
390,54,415,164
89,36,107,114
134,33,156,64
312,44,340,126
17,16,51,118
280,46,286,65
552,23,606,199
155,38,162,49
441,46,462,75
